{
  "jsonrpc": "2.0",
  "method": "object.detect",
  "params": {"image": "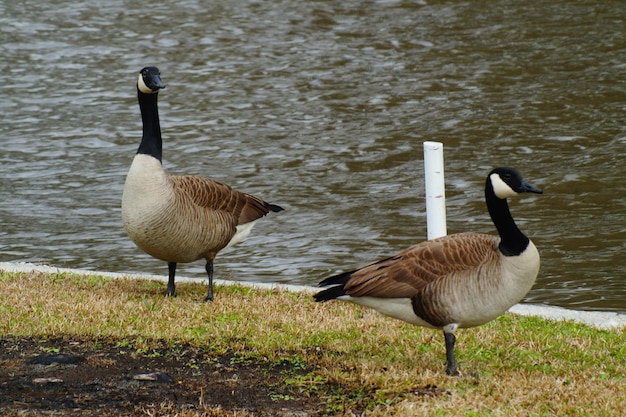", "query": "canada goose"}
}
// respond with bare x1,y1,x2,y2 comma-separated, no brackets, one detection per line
121,67,283,302
314,167,542,376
